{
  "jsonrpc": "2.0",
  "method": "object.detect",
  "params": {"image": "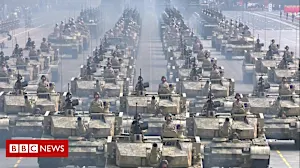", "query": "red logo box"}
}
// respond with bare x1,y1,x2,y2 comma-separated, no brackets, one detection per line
6,139,68,158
